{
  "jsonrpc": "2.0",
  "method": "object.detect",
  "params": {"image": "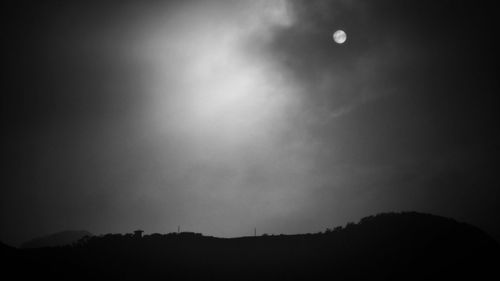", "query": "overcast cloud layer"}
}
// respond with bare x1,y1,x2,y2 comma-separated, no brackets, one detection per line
2,0,499,245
